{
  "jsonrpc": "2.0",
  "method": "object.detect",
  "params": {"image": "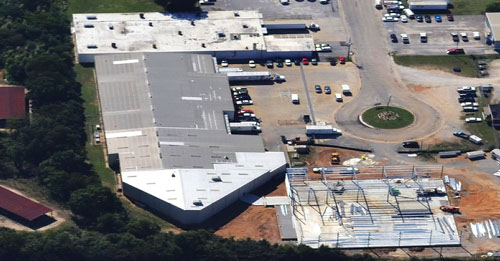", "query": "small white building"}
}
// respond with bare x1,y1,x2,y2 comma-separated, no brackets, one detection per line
408,0,450,10
486,13,500,50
